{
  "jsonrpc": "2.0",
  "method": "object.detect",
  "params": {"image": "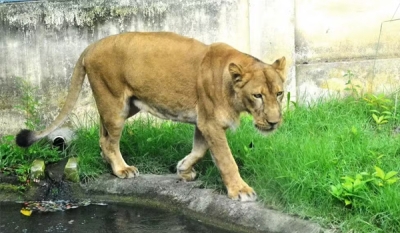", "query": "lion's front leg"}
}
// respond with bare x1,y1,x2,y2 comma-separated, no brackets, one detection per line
177,126,208,181
199,124,257,202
